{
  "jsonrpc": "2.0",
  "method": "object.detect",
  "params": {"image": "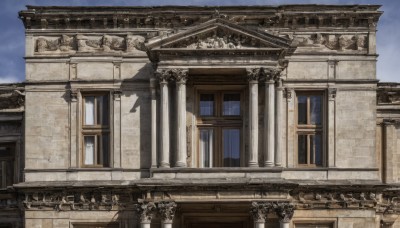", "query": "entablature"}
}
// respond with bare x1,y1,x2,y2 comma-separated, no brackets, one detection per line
19,5,382,31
